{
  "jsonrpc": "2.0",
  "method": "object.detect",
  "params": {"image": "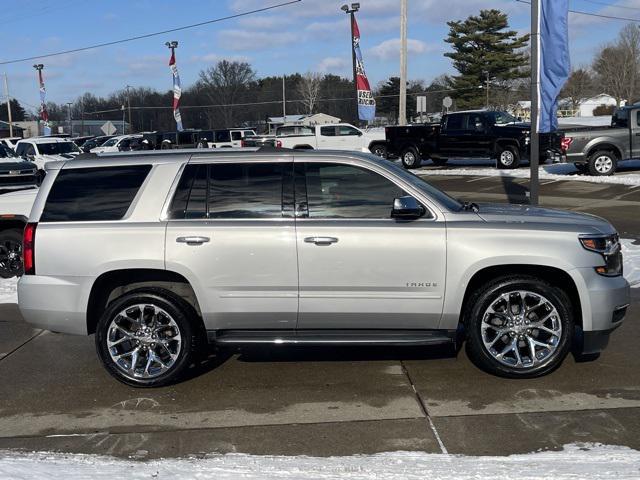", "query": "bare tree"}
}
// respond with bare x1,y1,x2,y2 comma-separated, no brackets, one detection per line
593,24,640,106
197,60,256,127
297,72,323,114
560,68,595,112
